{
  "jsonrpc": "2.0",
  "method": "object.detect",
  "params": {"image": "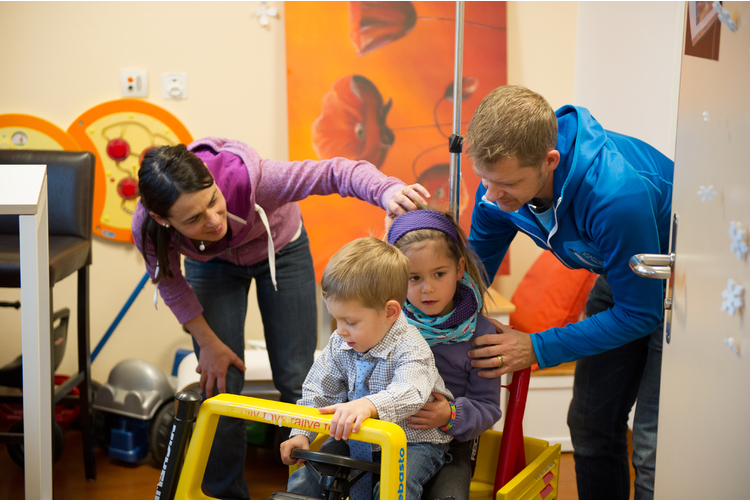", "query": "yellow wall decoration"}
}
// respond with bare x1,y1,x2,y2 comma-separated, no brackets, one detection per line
68,100,192,243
